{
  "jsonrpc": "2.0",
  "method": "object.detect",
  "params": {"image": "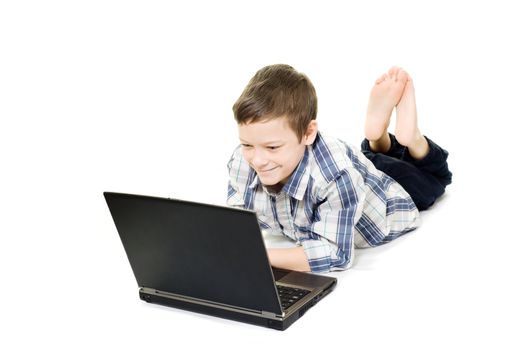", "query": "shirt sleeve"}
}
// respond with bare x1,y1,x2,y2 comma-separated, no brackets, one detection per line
300,168,365,273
